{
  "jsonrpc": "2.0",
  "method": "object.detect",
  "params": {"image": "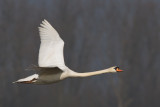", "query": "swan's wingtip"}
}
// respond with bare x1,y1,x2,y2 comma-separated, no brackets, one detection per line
42,19,48,23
